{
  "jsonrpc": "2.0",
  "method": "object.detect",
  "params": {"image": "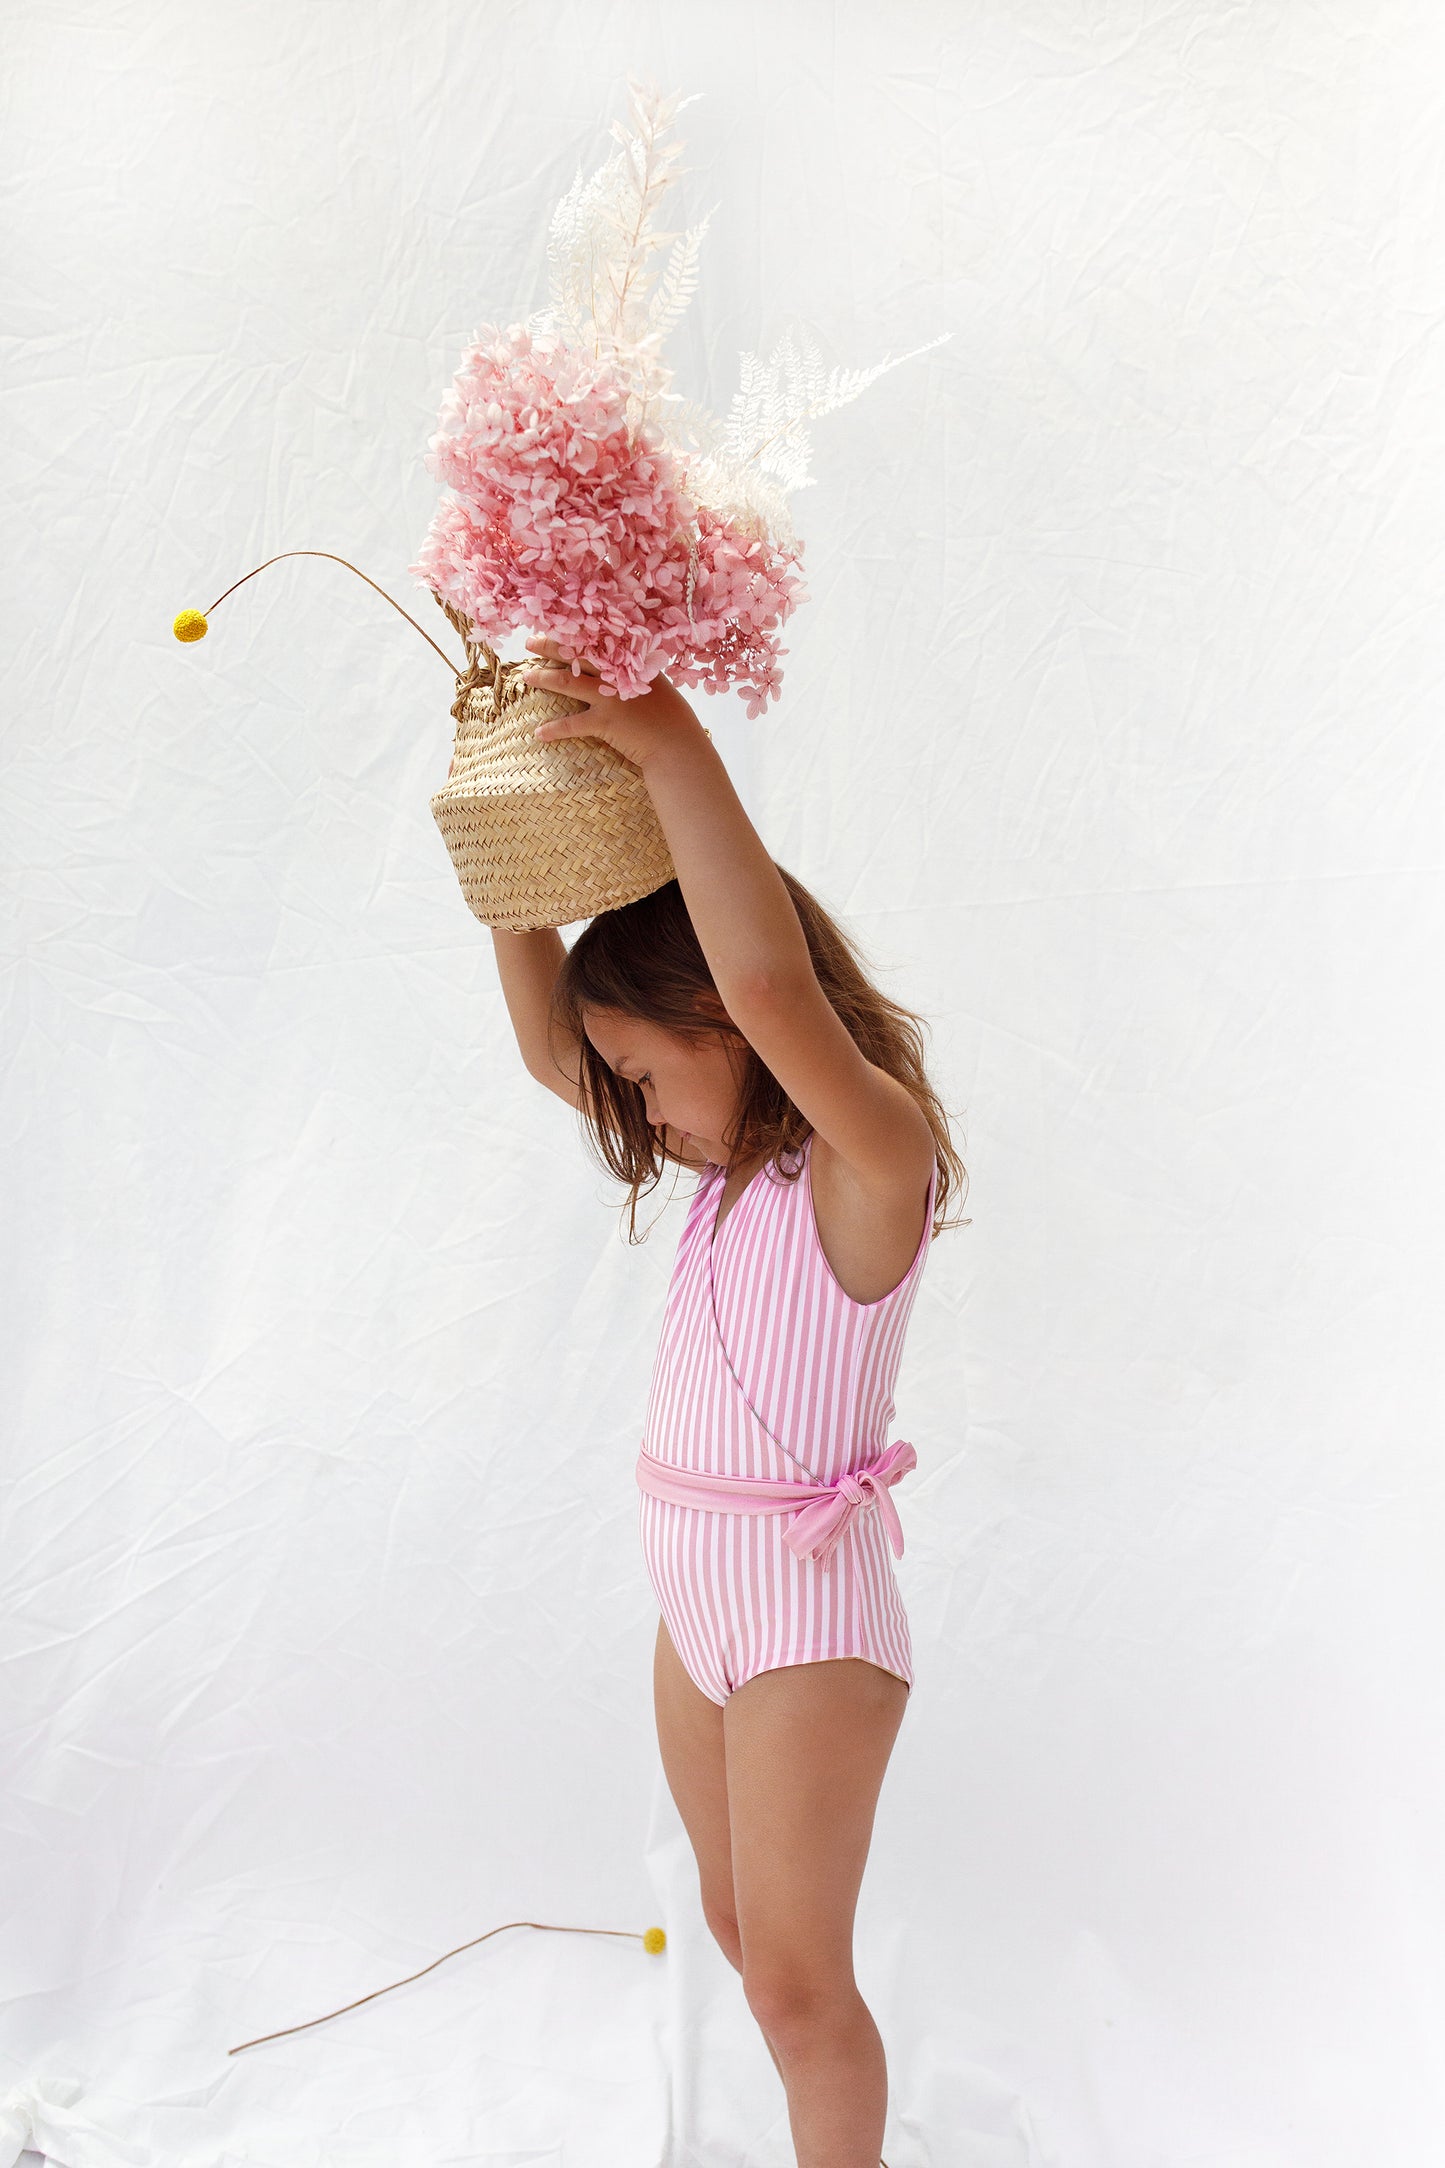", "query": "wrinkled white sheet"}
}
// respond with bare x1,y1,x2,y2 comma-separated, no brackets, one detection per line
4,2,1444,2163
